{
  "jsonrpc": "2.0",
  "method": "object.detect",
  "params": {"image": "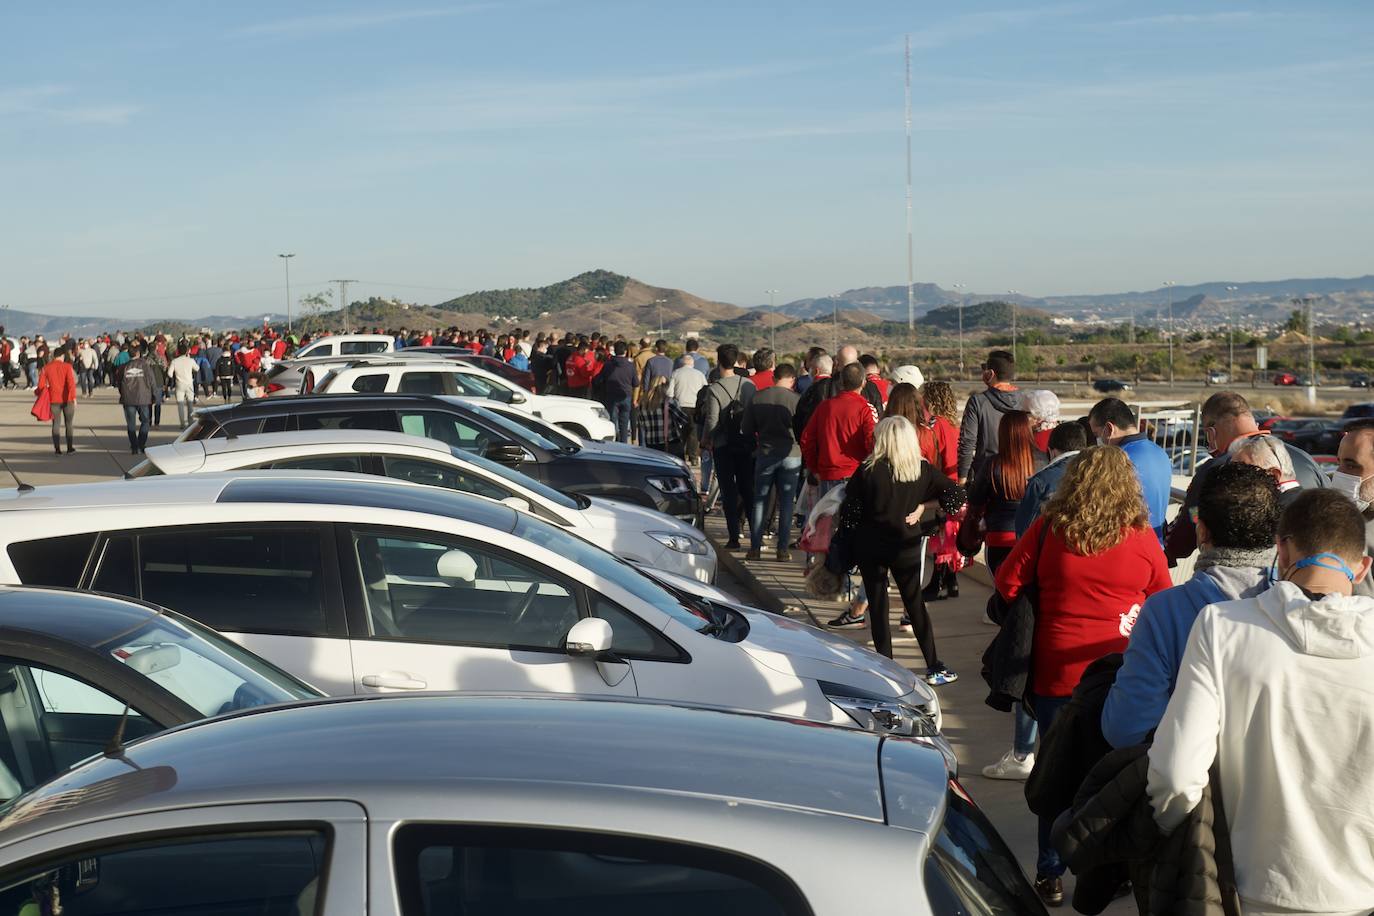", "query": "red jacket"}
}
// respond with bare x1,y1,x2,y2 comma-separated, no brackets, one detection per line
867,374,890,403
272,338,287,360
801,390,876,481
564,352,598,389
997,518,1171,697
38,360,77,404
237,348,262,372
930,416,958,481
751,369,774,390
